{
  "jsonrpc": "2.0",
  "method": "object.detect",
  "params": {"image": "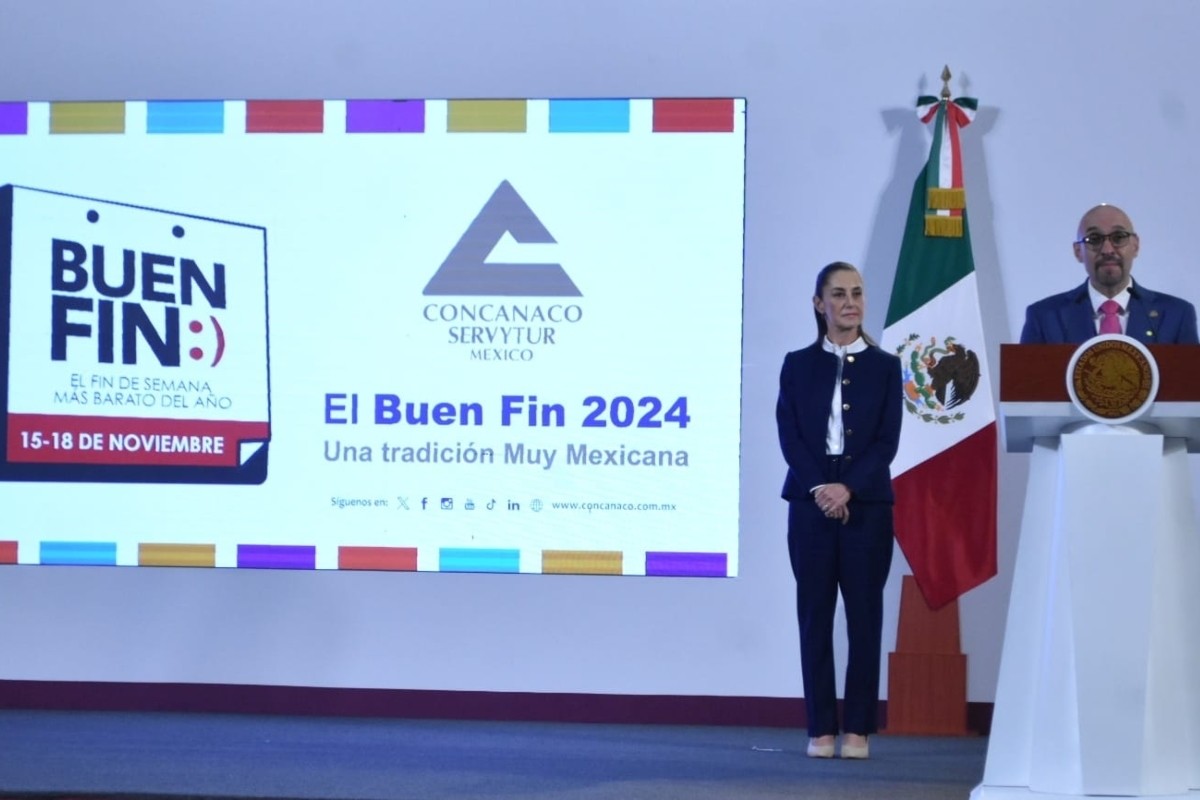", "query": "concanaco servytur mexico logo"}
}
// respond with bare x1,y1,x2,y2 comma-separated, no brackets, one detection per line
423,180,581,297
420,180,584,363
